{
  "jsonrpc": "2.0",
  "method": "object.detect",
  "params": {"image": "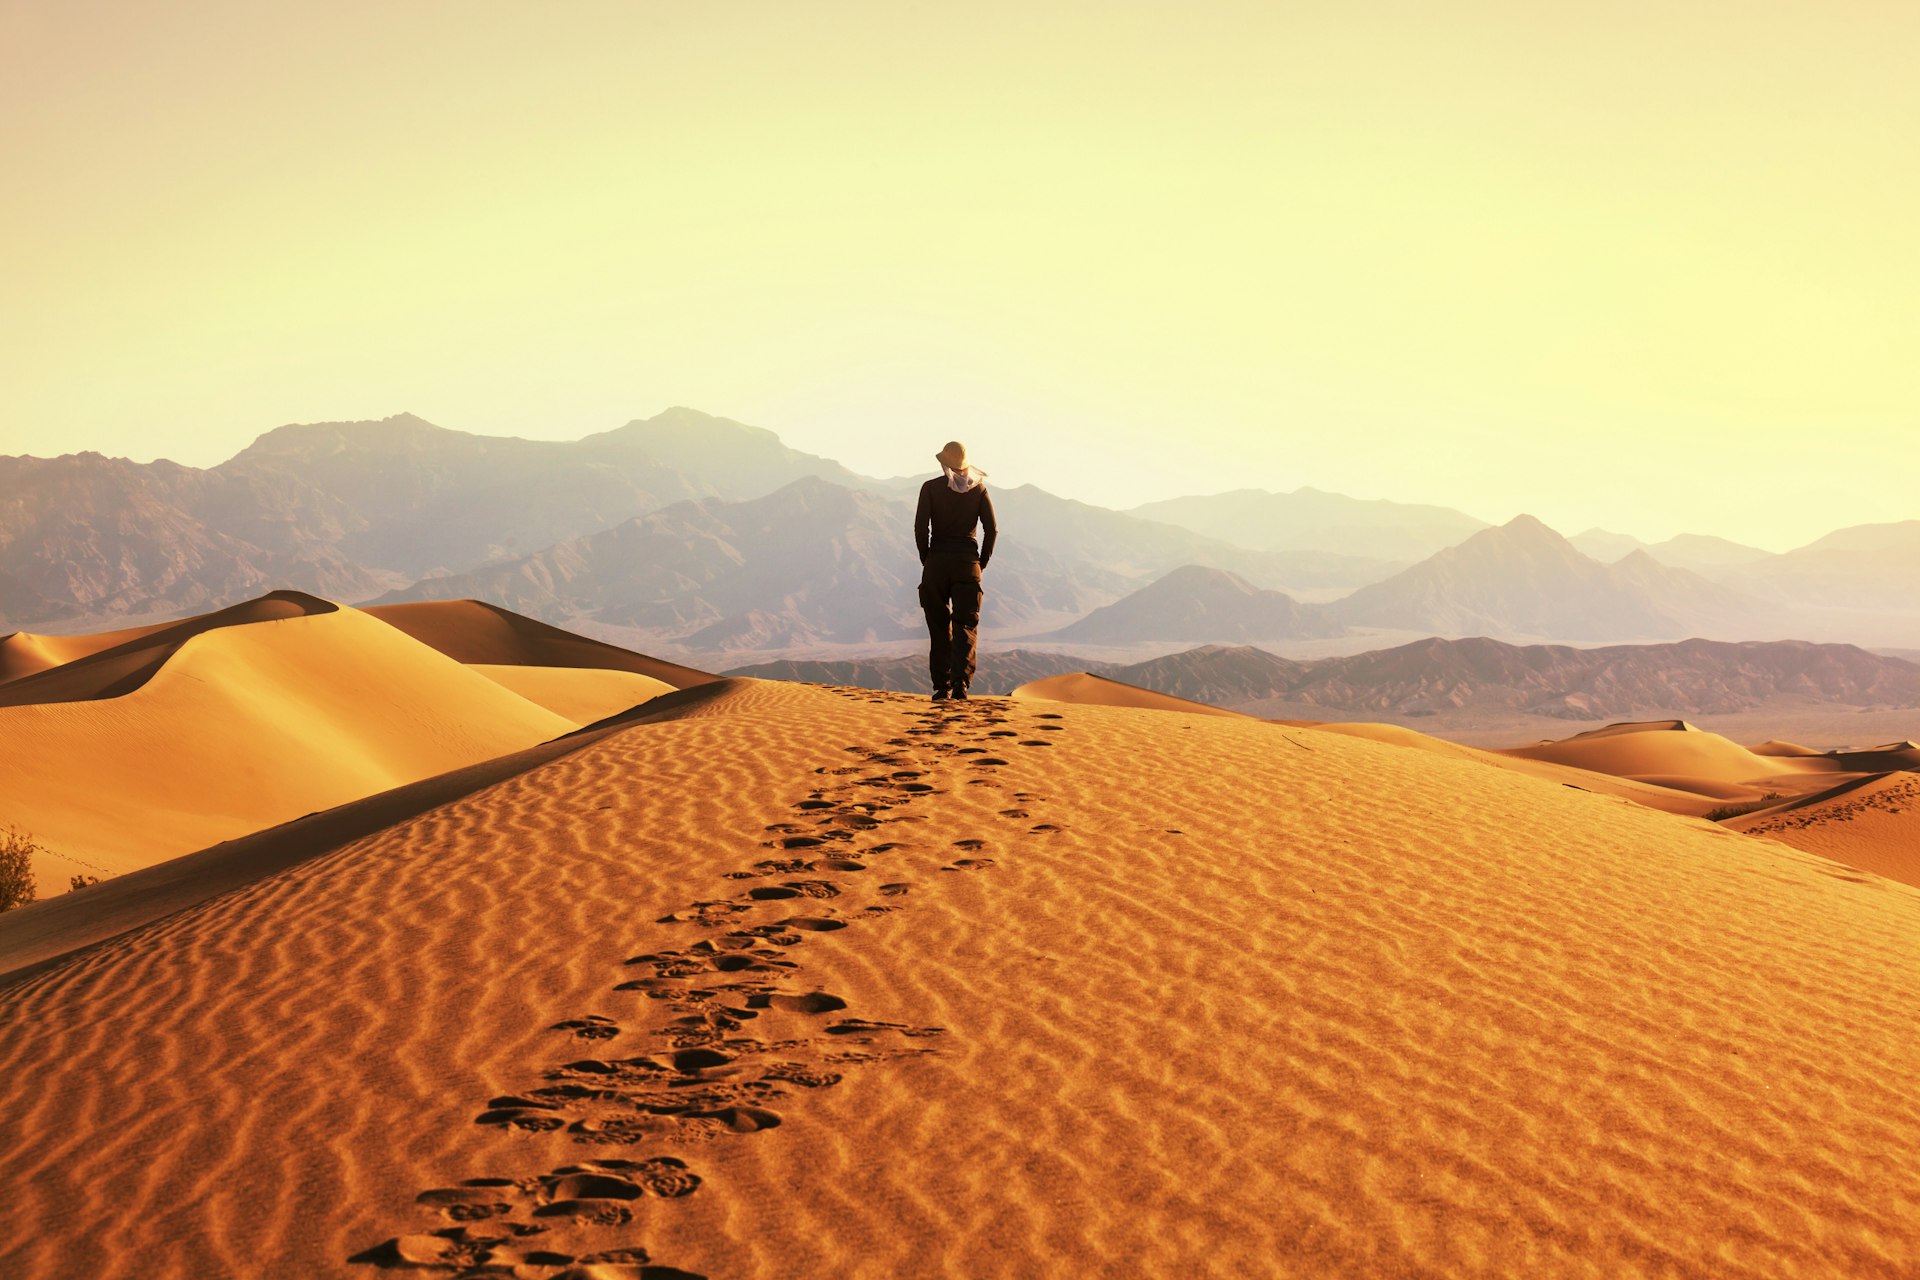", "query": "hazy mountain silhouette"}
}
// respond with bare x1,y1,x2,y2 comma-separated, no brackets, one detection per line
1262,635,1920,719
1726,521,1920,614
221,407,873,577
376,477,1115,649
1042,565,1343,643
991,485,1399,593
1329,515,1764,641
733,635,1920,717
1131,487,1488,562
0,451,391,628
5,408,1914,648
